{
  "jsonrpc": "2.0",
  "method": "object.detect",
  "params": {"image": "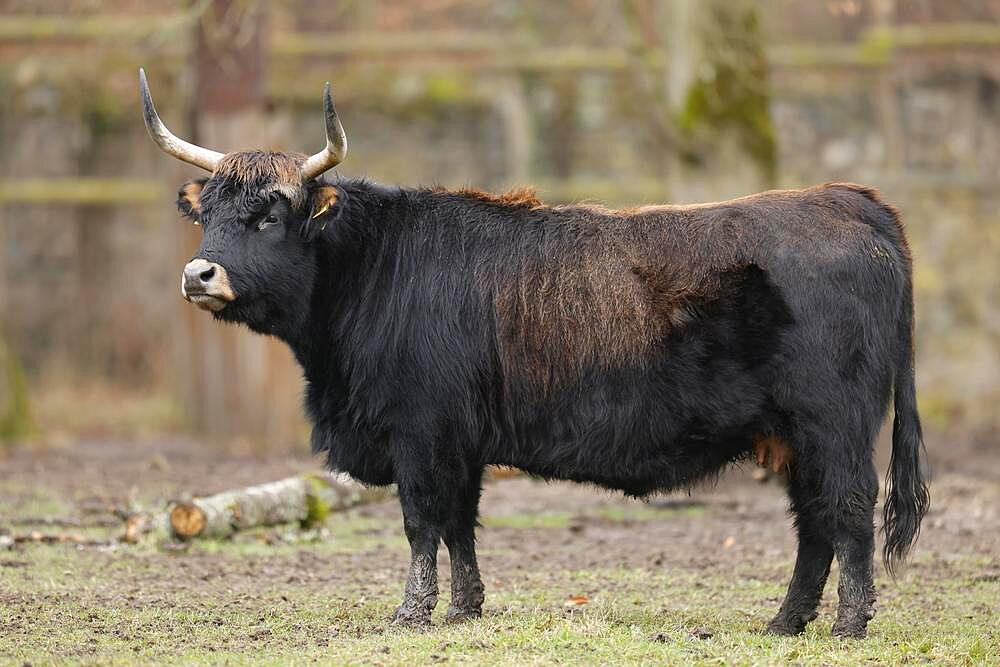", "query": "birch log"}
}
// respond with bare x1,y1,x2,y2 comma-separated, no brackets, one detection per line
168,473,395,540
